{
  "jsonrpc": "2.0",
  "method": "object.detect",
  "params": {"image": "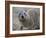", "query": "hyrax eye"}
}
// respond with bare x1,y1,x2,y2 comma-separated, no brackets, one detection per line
24,13,27,16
